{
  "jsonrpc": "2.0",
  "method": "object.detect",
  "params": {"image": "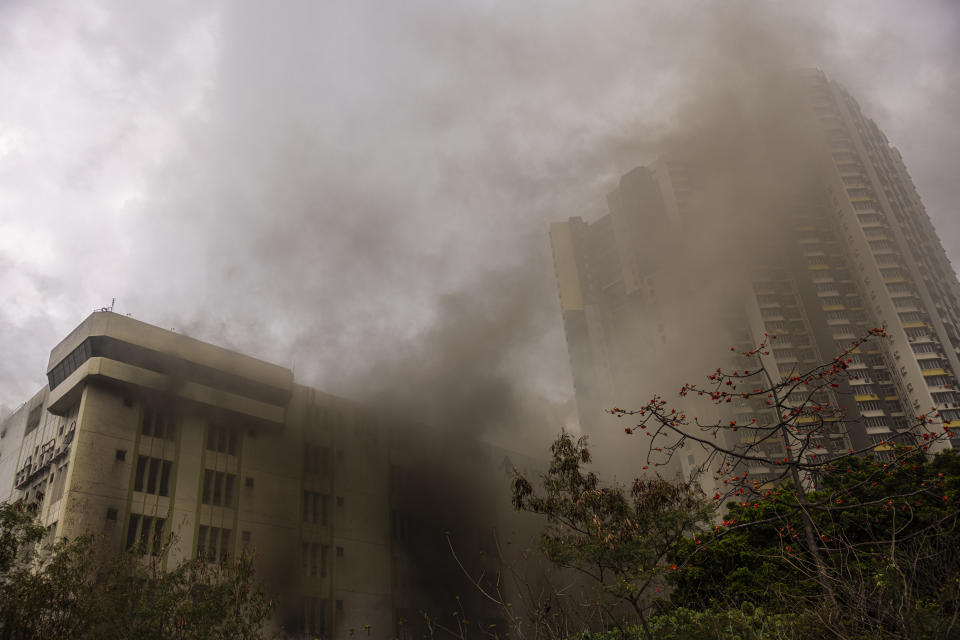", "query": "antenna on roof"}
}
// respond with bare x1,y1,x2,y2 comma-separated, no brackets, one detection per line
96,298,116,313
